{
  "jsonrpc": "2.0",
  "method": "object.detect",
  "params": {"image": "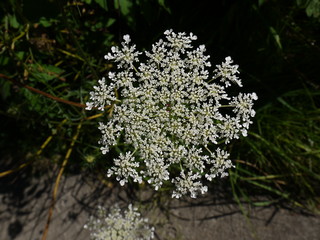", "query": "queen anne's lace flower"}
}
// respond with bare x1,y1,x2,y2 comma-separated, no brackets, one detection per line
86,30,258,198
107,151,142,186
84,204,154,240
